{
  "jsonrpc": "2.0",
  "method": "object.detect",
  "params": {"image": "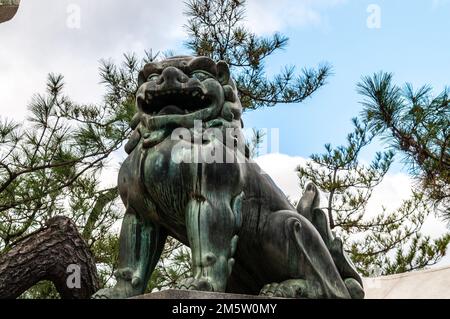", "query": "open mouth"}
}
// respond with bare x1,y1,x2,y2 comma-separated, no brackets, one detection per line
139,88,212,116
